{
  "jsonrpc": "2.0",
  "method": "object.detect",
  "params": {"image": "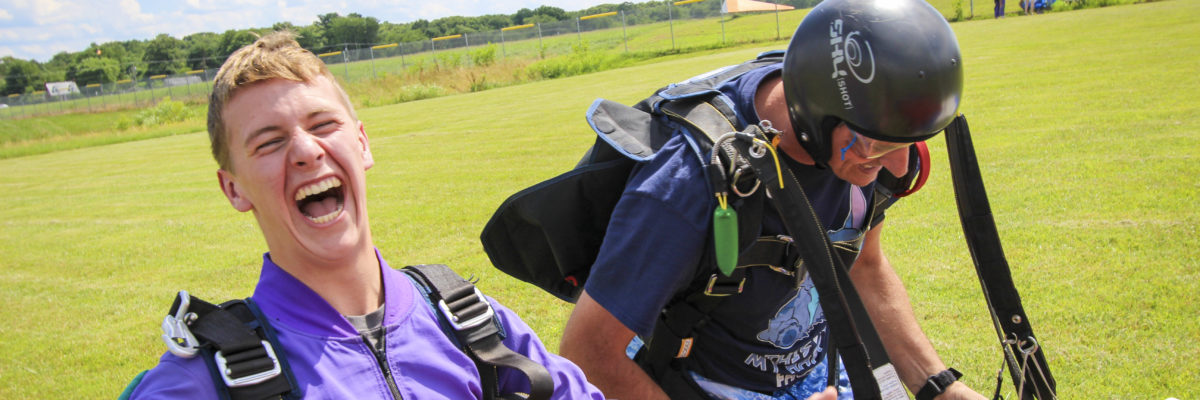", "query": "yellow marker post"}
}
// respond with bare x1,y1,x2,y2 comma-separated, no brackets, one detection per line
580,11,617,20
500,24,536,59
501,23,534,31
